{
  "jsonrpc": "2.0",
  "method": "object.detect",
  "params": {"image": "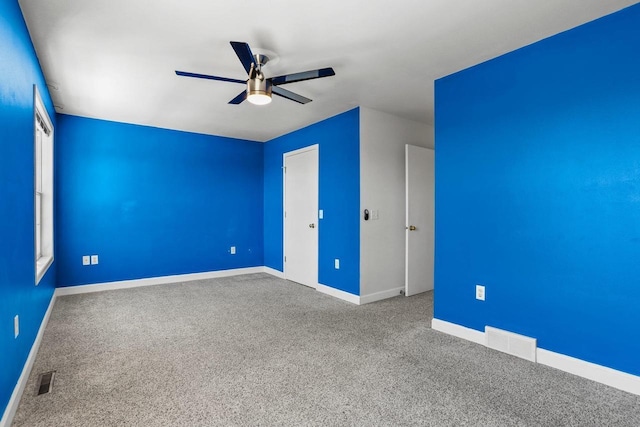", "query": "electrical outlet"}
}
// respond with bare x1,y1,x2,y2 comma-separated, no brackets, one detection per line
335,259,340,269
14,315,19,338
230,246,236,255
82,255,90,266
476,284,485,301
91,255,99,265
